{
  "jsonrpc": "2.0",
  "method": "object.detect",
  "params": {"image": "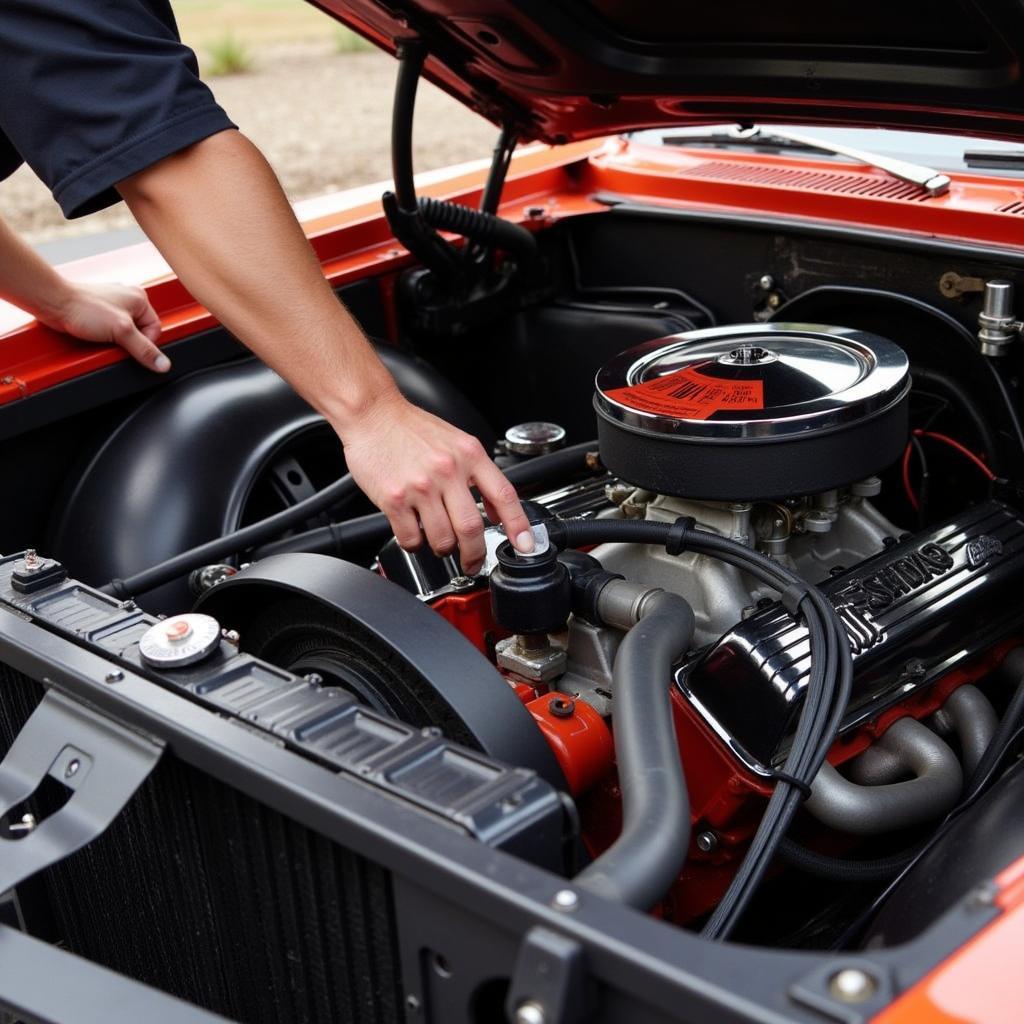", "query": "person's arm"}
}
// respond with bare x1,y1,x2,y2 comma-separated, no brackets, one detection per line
117,129,534,574
0,216,167,370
